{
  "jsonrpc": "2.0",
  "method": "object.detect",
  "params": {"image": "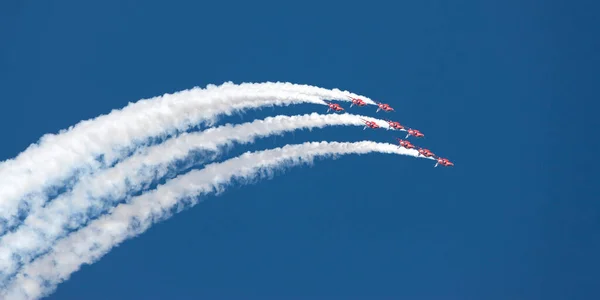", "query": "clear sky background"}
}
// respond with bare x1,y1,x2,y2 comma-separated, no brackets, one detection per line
1,0,598,299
